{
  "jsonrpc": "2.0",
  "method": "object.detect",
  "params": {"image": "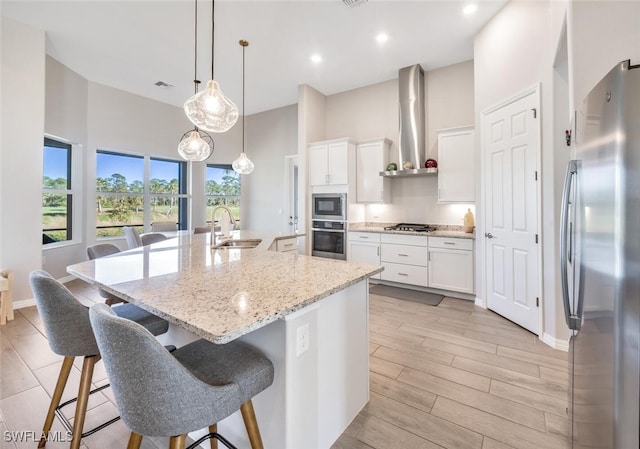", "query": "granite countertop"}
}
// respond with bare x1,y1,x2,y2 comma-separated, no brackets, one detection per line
349,222,475,239
67,230,382,344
